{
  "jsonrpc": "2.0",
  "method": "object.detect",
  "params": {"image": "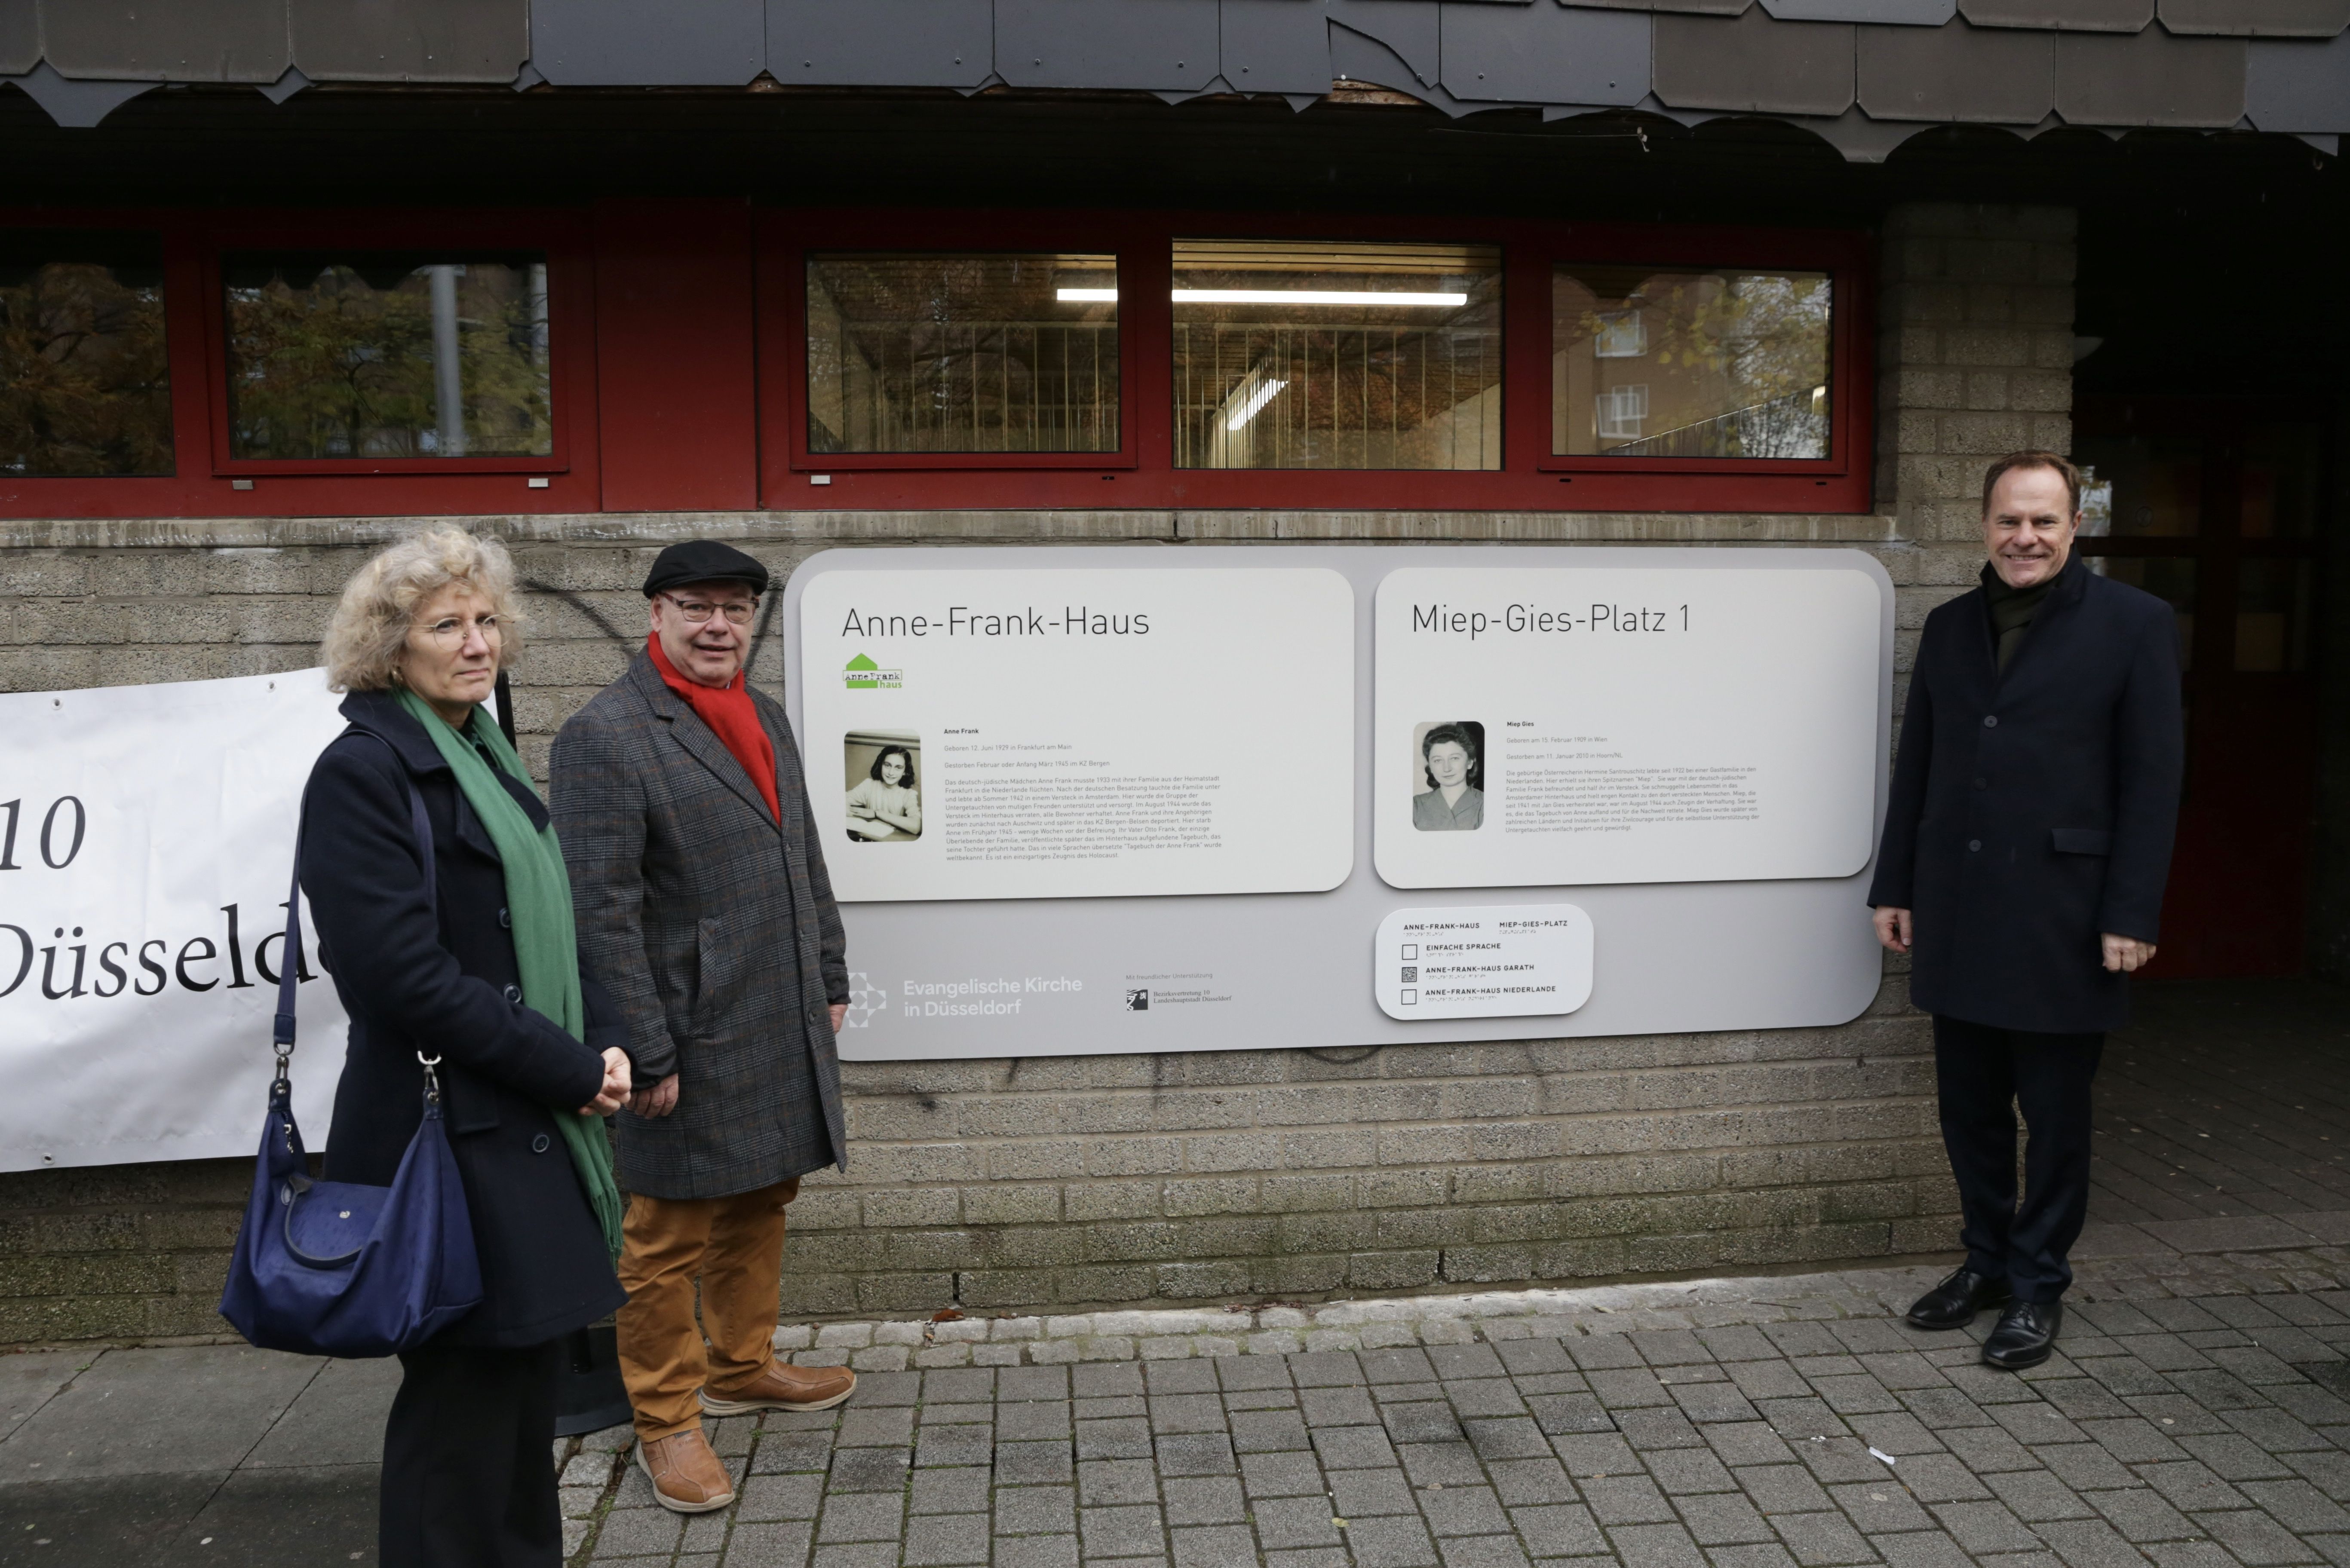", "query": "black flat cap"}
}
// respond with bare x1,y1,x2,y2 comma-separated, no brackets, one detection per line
643,540,770,598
